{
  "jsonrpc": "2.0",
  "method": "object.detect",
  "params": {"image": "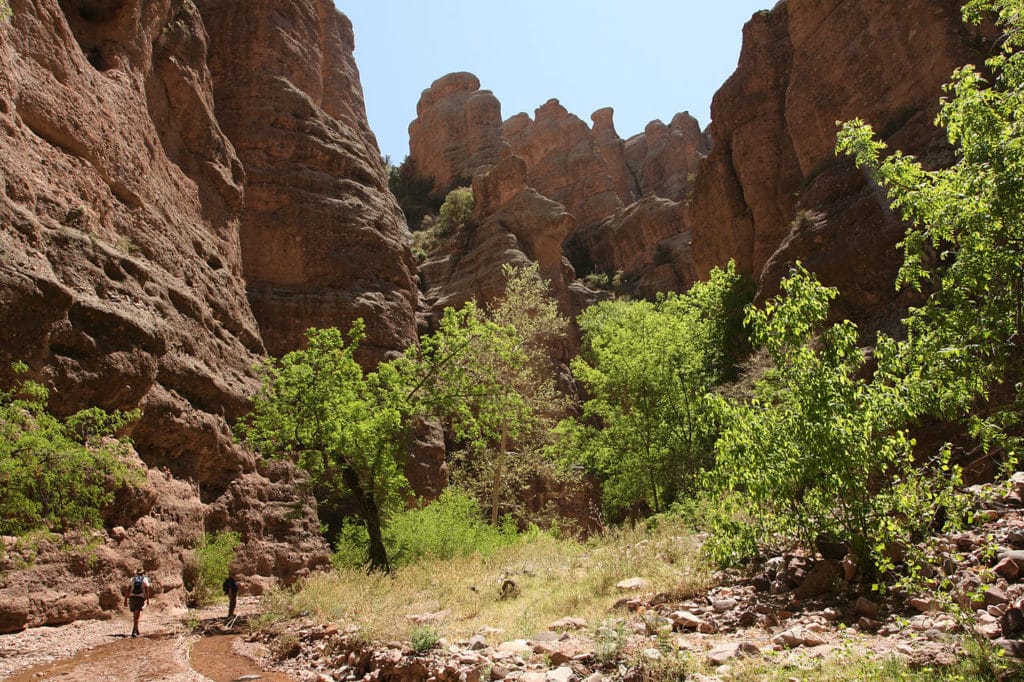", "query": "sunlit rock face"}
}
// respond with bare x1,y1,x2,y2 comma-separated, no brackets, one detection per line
198,0,419,366
687,0,991,328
